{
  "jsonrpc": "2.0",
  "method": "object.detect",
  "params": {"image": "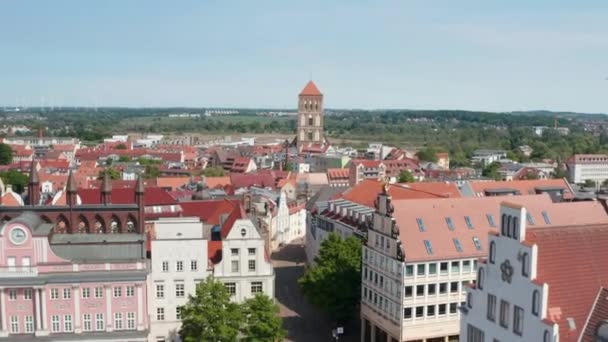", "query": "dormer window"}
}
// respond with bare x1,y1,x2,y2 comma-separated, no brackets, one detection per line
465,216,474,229
526,213,535,225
